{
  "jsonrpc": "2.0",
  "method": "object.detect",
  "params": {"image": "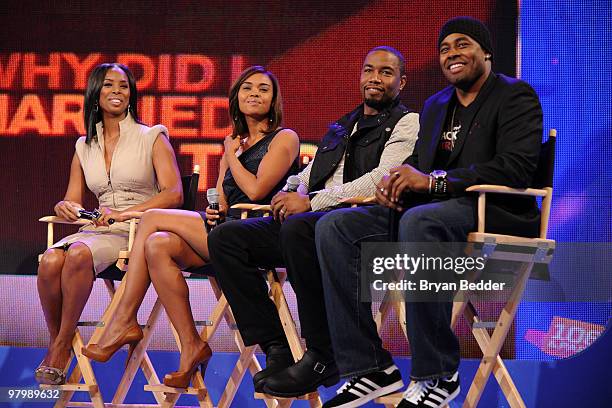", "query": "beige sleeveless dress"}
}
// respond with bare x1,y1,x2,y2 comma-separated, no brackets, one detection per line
51,113,169,275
